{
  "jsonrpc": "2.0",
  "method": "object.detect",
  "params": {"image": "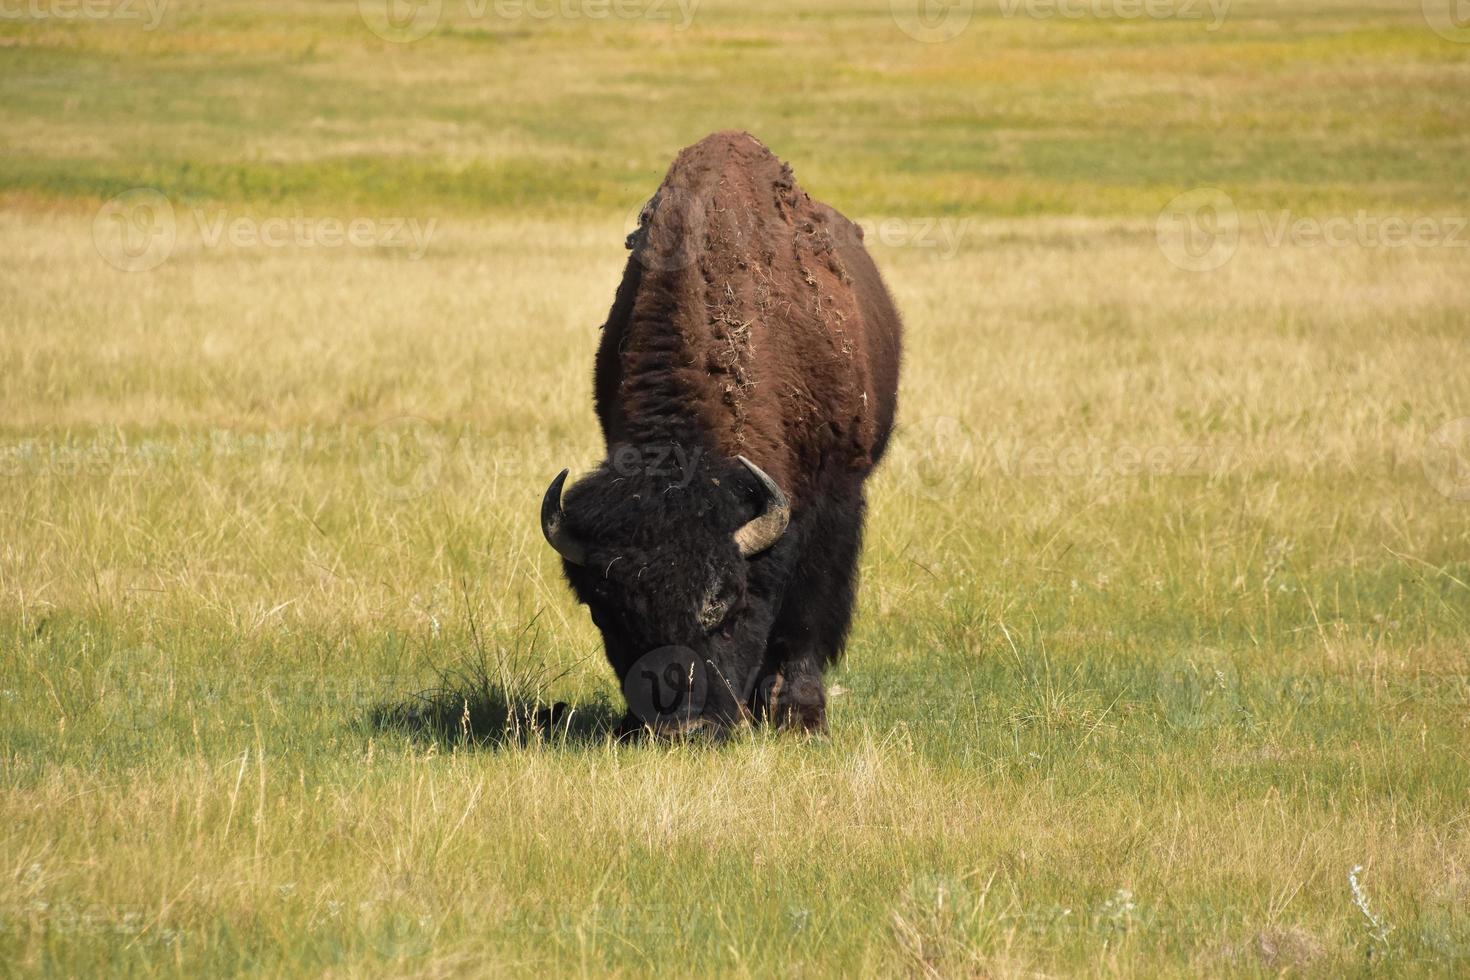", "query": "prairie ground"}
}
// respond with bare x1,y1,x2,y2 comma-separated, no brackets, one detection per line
2,1,1469,976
